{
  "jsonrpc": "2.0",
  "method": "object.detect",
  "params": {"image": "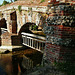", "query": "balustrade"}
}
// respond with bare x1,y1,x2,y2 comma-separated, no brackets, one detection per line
21,32,46,53
1,28,8,34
